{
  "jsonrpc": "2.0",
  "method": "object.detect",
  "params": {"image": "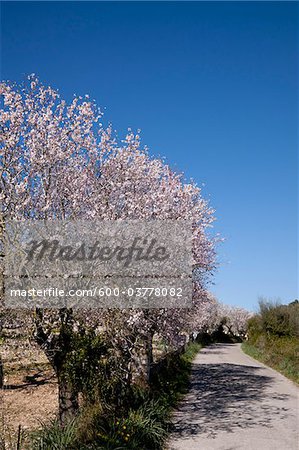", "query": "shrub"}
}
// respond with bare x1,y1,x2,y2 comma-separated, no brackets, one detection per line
243,299,299,383
258,299,299,337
